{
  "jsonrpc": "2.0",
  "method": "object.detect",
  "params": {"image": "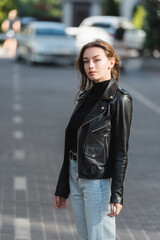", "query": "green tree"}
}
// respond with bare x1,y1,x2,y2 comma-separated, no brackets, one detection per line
102,0,120,16
132,4,146,29
142,0,160,52
0,0,62,32
0,0,17,29
15,0,62,19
